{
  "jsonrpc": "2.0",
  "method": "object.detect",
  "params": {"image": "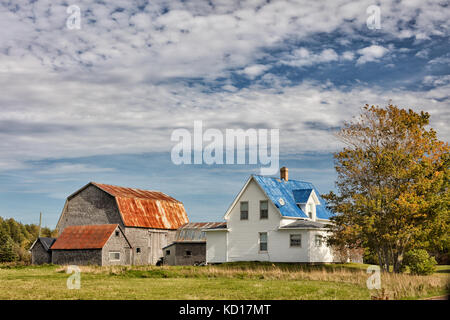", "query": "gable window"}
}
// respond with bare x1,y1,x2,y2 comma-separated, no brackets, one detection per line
260,201,268,219
240,201,249,220
290,234,302,247
115,231,120,237
109,252,120,261
259,232,268,252
315,235,324,247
